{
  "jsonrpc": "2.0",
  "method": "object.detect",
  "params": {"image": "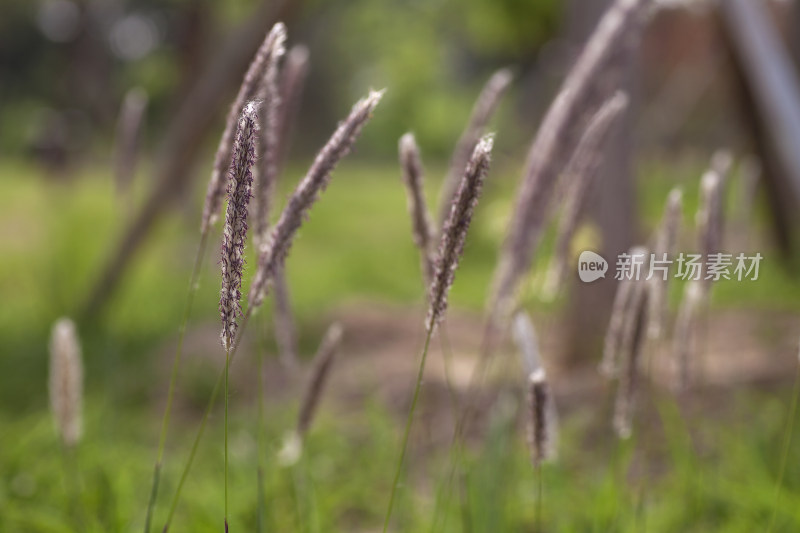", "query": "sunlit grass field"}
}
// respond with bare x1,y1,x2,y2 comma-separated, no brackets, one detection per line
1,156,800,532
